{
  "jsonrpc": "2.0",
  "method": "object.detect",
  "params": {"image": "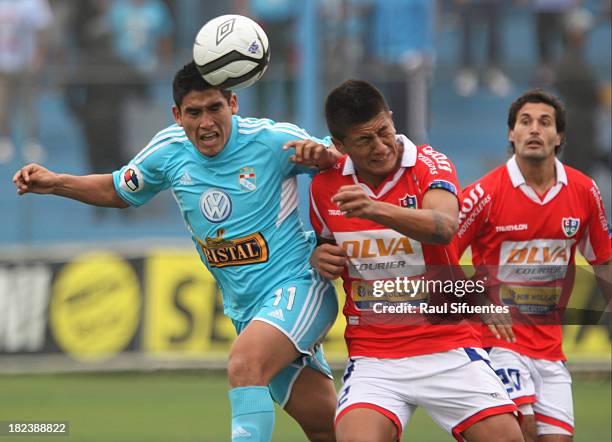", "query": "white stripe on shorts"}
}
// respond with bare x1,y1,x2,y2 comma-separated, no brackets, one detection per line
290,271,324,343
294,278,327,344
